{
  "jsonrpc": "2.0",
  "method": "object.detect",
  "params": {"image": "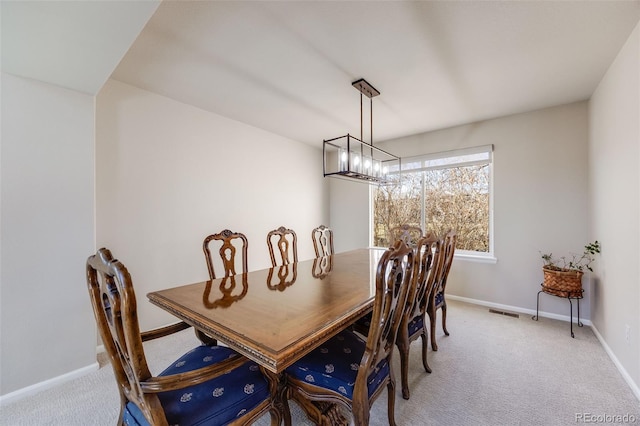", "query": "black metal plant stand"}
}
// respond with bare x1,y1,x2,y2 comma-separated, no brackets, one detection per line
532,284,583,338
